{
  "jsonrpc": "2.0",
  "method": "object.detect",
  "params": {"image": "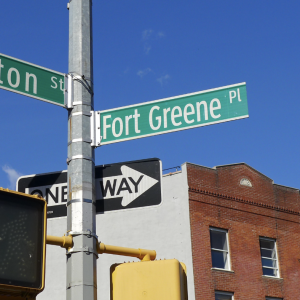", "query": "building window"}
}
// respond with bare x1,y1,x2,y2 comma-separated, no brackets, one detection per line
266,297,283,300
210,227,230,270
215,291,234,300
259,237,279,277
